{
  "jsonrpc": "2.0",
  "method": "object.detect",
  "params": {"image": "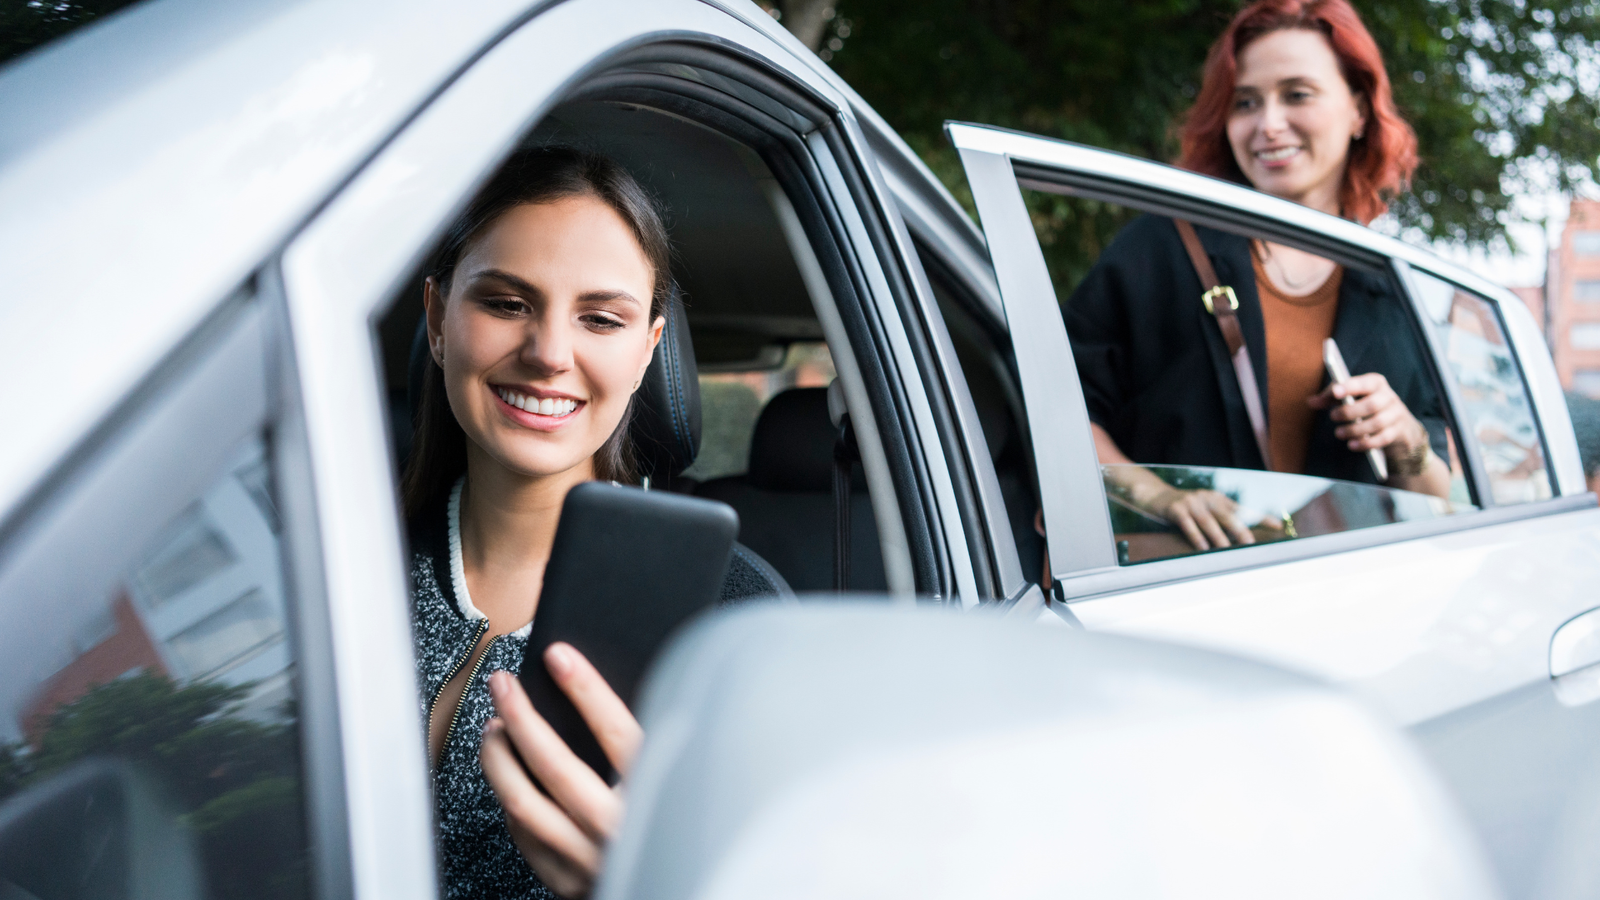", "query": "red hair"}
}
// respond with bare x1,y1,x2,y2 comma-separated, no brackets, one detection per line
1176,0,1418,223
